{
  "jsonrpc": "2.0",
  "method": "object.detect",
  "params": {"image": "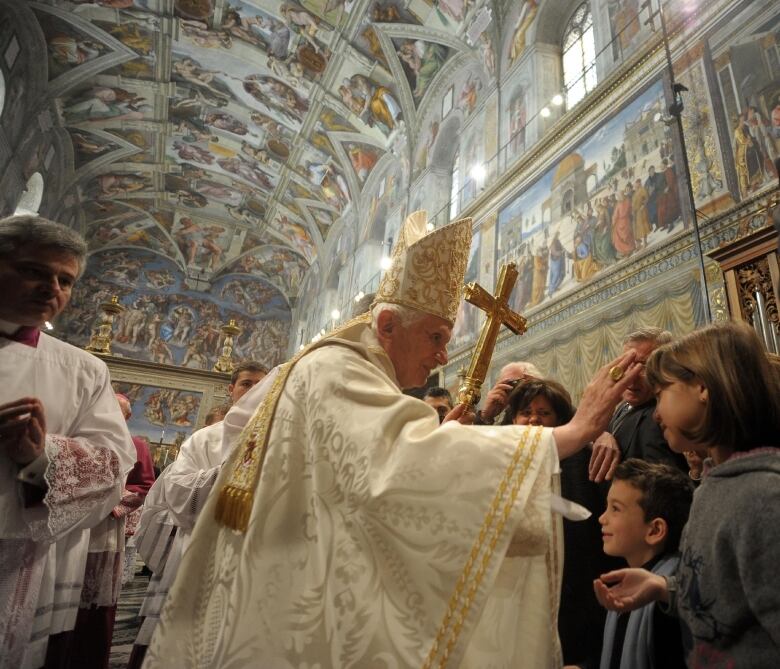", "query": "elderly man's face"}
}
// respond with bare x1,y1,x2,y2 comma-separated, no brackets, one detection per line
379,312,451,389
622,339,657,407
0,244,79,326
